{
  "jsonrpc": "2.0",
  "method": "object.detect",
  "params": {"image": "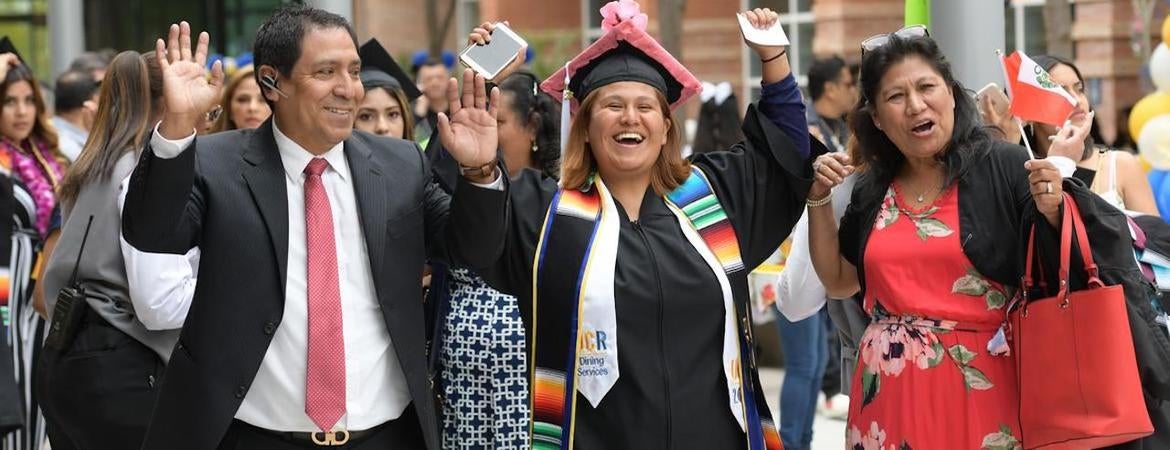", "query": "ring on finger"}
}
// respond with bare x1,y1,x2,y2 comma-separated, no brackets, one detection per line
1045,181,1052,194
